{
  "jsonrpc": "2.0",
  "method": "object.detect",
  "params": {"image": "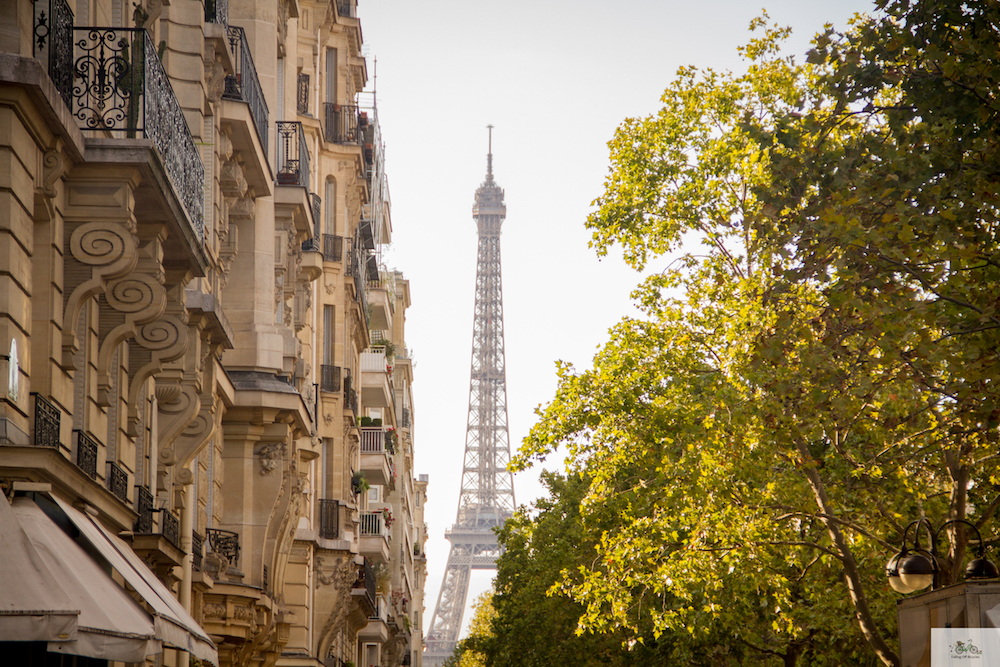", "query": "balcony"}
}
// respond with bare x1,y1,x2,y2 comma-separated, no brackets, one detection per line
134,485,155,533
223,26,268,148
74,430,98,479
207,528,241,570
320,365,342,393
60,26,204,239
360,349,392,408
351,558,377,615
368,286,392,331
359,427,391,485
205,0,228,23
359,511,391,563
319,499,339,539
277,121,310,188
107,461,128,503
31,394,61,449
323,103,362,144
344,372,358,414
323,234,344,262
